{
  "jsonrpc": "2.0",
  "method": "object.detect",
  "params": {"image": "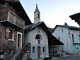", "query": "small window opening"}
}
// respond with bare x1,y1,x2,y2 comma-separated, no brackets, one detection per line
38,13,40,18
72,34,74,42
58,37,60,40
9,29,13,39
43,47,45,52
9,49,12,54
33,47,35,53
62,29,63,33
